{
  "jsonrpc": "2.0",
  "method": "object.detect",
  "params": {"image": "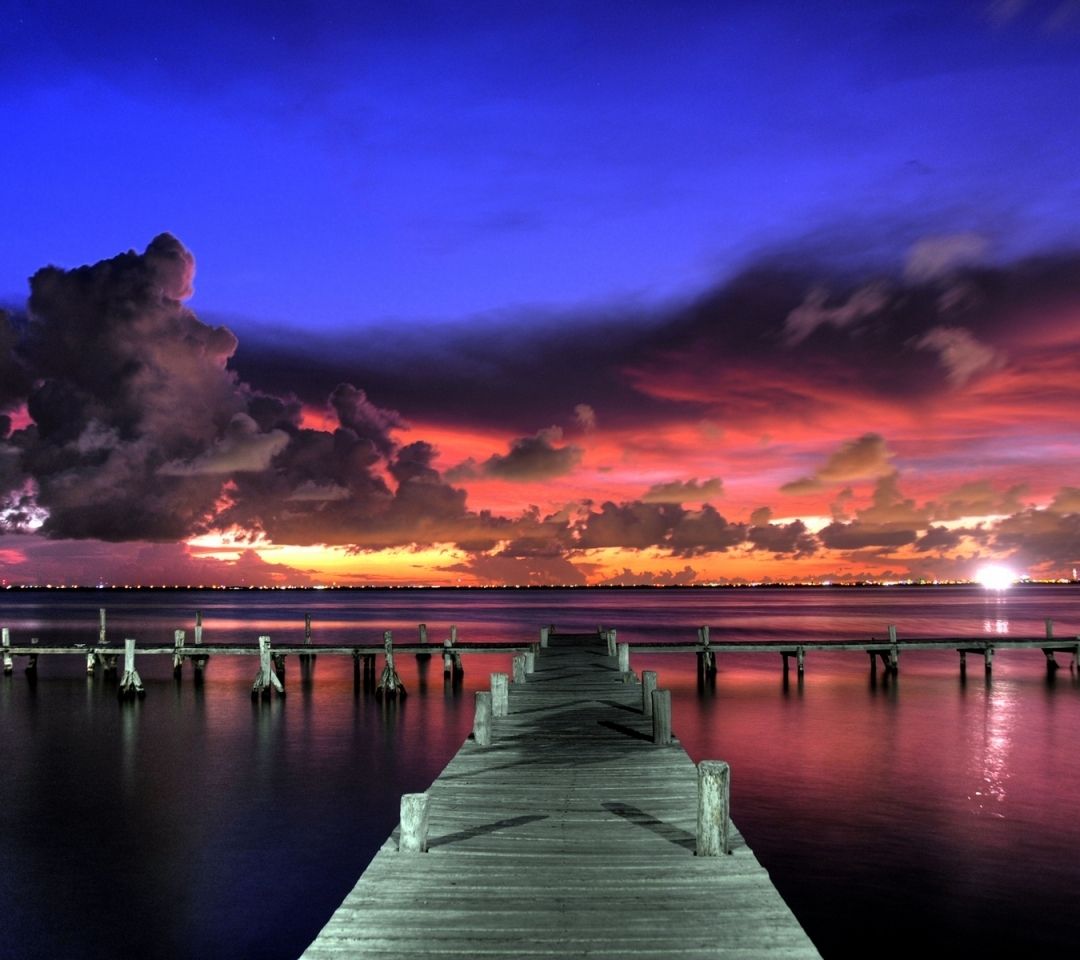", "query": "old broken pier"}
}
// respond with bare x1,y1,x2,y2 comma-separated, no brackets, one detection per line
301,627,822,959
0,611,530,701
